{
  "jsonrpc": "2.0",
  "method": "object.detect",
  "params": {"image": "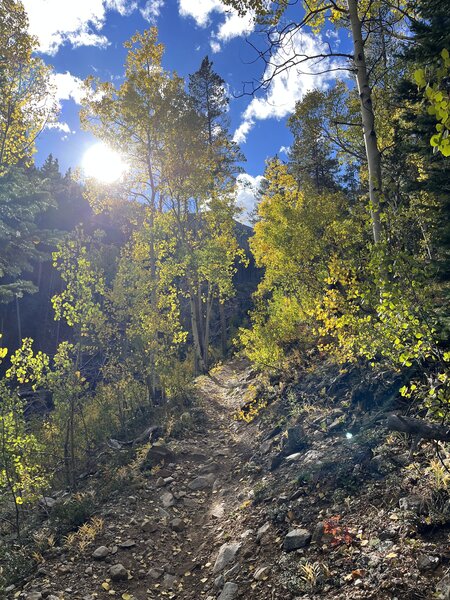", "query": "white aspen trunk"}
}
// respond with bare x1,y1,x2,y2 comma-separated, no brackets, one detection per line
203,285,213,369
347,0,383,244
219,300,227,356
189,288,207,373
